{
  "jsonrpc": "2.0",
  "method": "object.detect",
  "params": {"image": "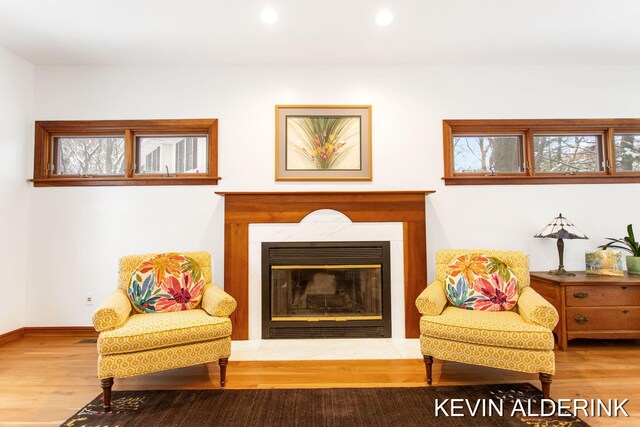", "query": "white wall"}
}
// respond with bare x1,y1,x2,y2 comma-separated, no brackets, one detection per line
30,64,640,326
0,46,33,334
